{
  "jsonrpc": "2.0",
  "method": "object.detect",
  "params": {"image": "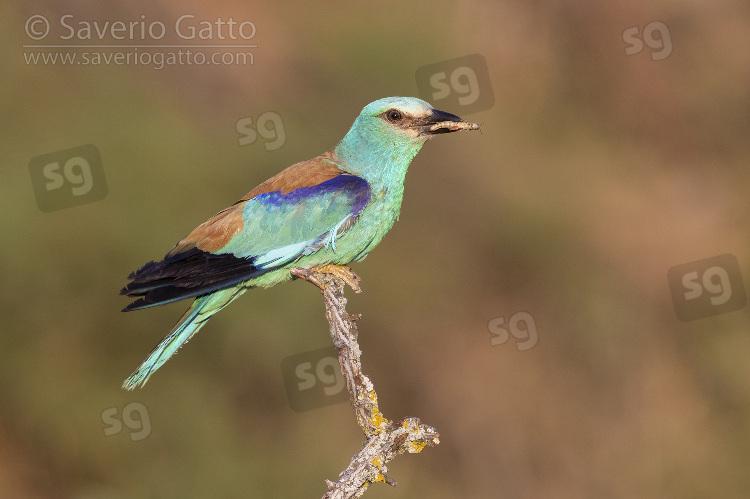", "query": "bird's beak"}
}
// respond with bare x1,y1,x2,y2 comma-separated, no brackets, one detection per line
414,108,481,136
